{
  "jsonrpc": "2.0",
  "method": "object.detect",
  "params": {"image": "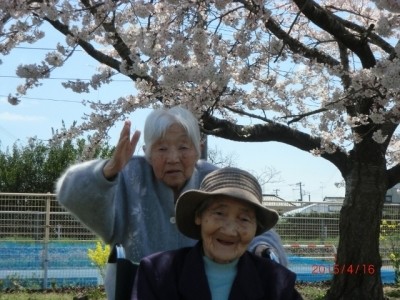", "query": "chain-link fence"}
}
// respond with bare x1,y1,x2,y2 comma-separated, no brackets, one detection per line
0,193,398,289
0,193,98,290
